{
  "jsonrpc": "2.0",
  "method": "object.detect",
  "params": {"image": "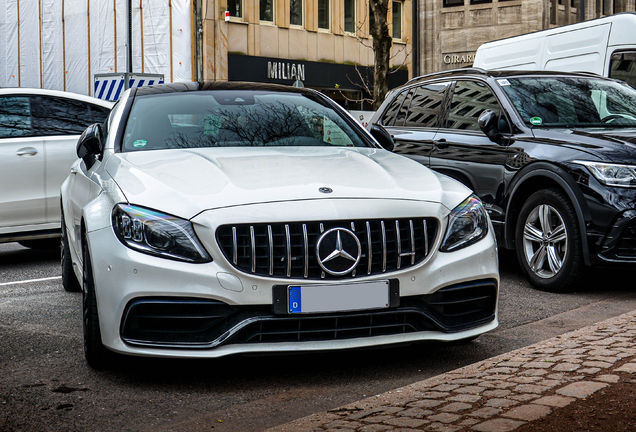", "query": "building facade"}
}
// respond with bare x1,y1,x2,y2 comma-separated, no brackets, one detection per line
417,0,636,76
200,0,412,109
